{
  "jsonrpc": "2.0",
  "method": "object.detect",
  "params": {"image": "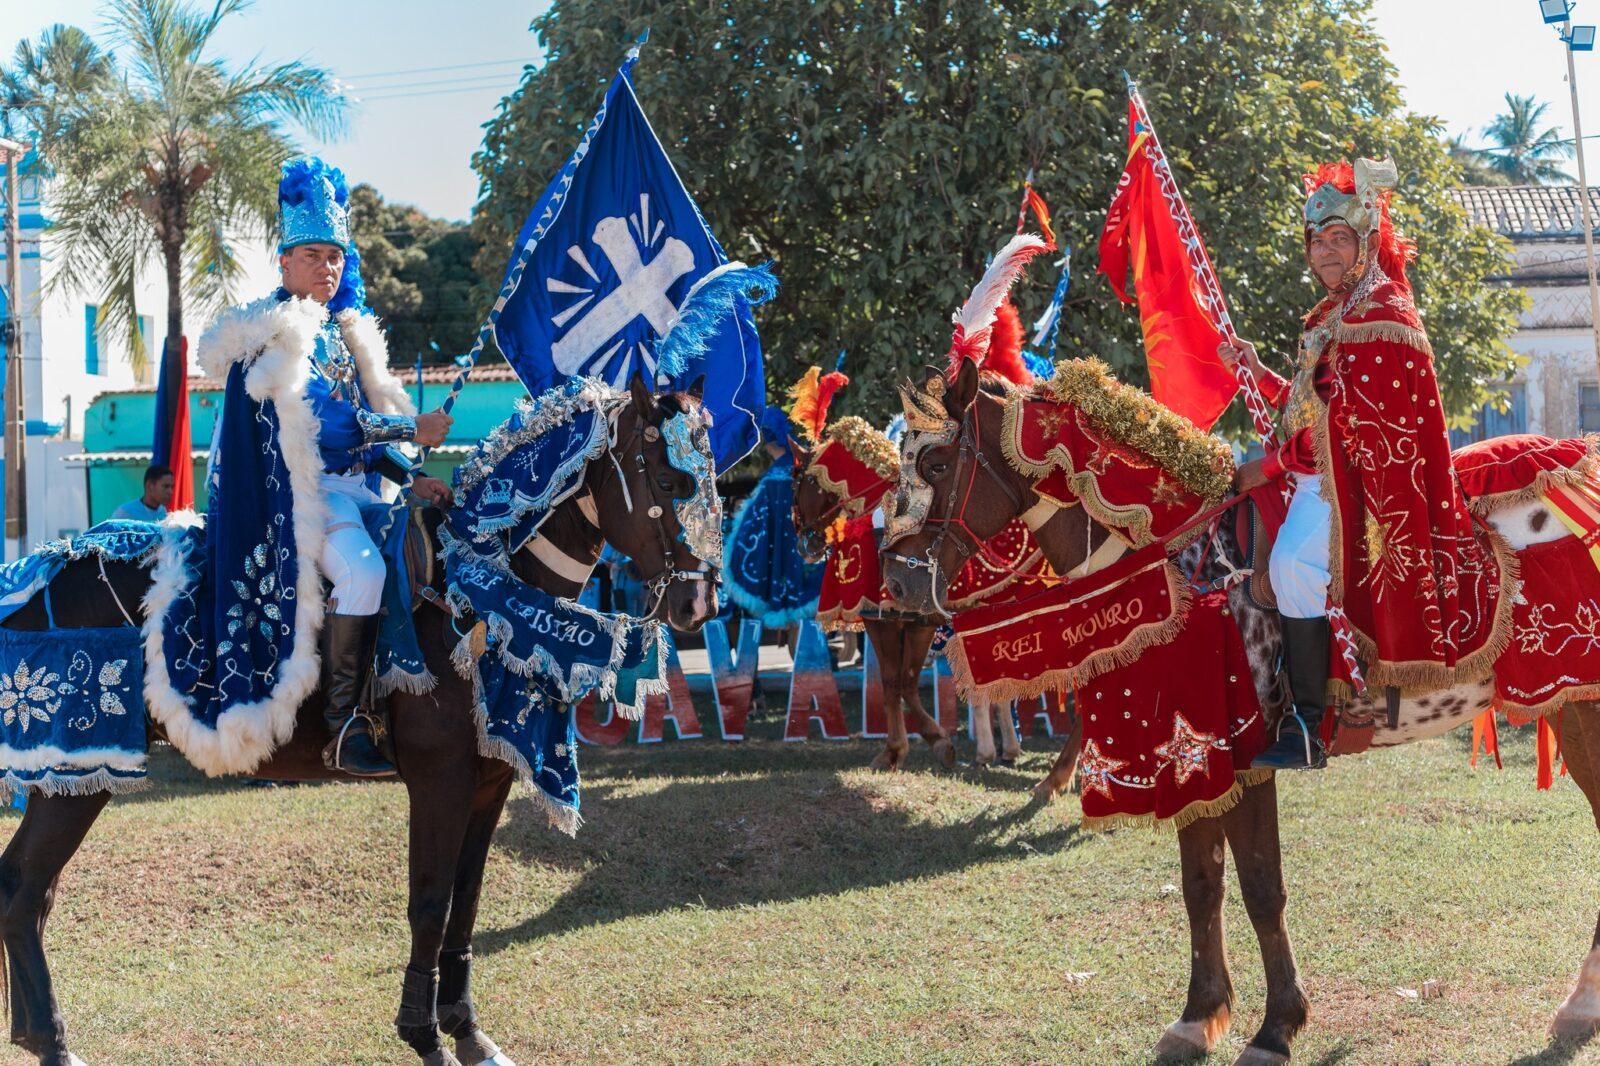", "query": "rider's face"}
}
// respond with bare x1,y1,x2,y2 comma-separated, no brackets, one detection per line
1307,224,1361,290
279,243,345,303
